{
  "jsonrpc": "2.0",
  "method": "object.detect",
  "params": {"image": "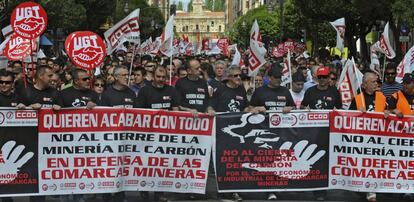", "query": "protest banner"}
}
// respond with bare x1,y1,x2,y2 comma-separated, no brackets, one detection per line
214,111,329,192
37,108,212,195
330,110,414,193
0,108,38,196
